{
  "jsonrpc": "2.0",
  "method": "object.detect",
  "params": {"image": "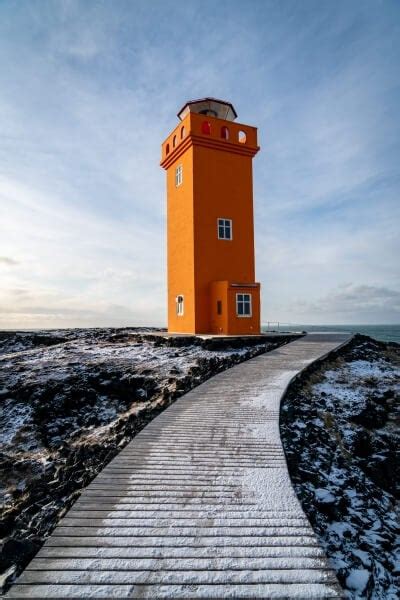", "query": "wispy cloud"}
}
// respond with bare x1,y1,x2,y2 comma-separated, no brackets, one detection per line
0,257,19,266
291,284,400,324
0,0,399,327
